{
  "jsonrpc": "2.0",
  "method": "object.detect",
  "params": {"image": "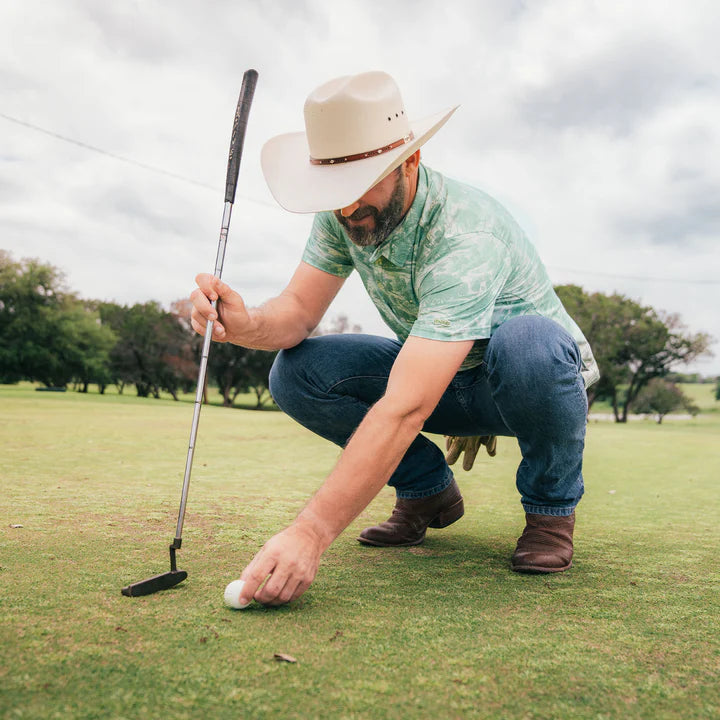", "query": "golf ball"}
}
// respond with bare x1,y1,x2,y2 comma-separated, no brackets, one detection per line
223,579,251,609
